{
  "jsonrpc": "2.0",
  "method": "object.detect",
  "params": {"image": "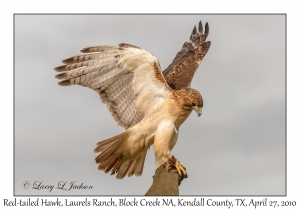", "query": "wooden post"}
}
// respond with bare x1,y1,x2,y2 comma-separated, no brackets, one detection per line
145,165,186,196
